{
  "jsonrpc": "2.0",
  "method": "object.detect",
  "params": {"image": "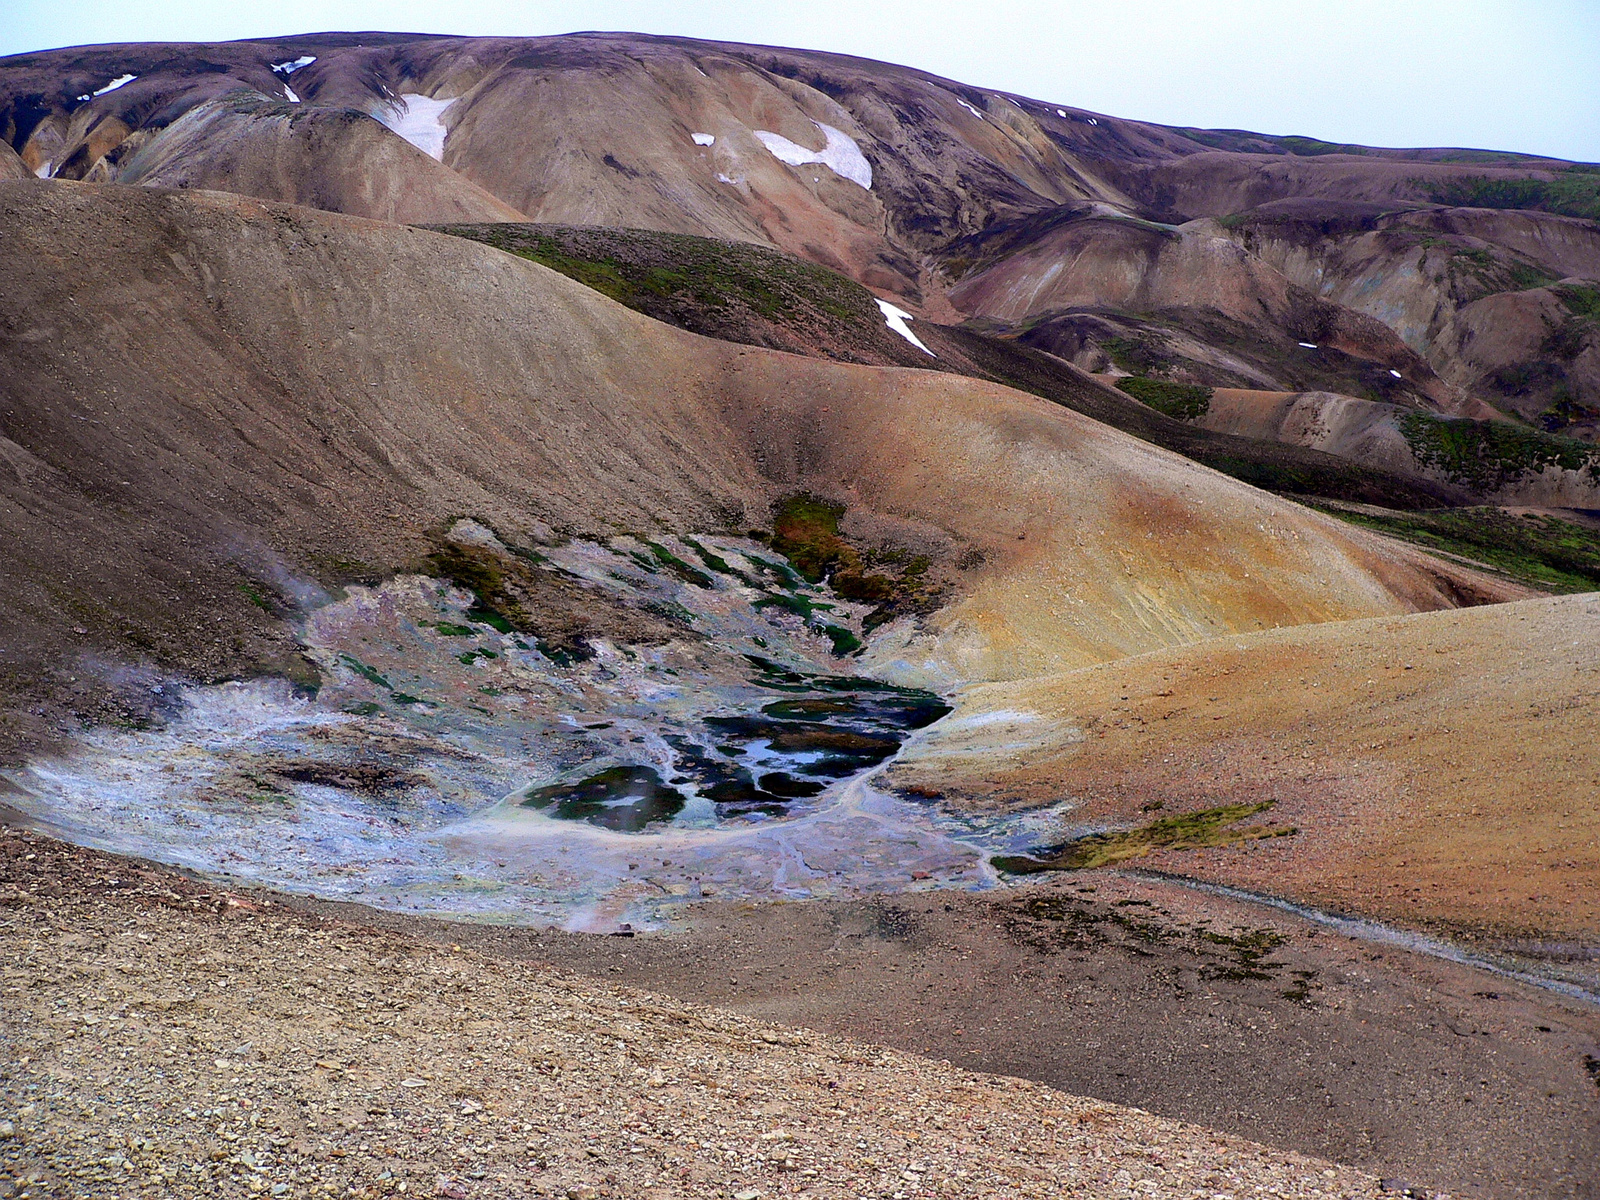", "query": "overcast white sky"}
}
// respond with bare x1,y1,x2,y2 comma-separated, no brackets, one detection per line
4,0,1597,161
